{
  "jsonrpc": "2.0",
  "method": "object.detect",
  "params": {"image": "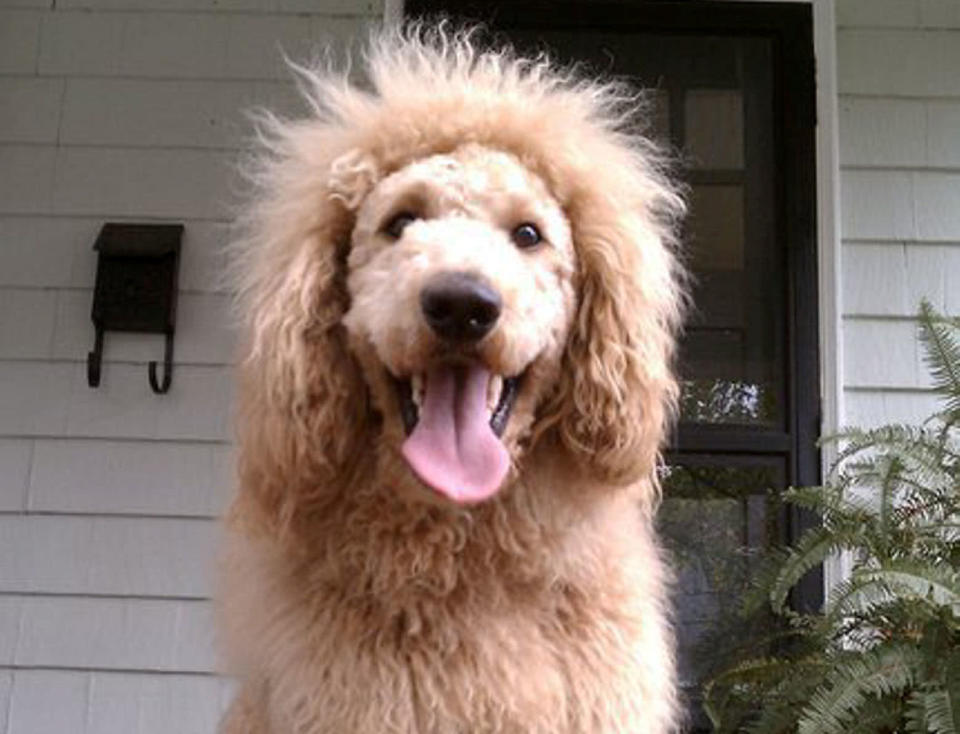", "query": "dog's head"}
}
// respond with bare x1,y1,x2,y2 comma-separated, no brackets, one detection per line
233,26,686,526
342,144,576,504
